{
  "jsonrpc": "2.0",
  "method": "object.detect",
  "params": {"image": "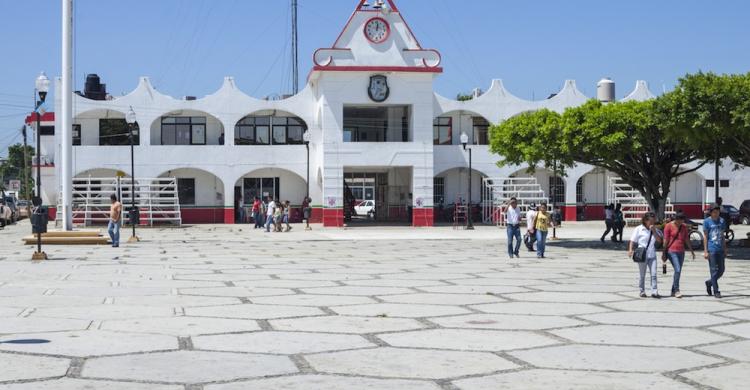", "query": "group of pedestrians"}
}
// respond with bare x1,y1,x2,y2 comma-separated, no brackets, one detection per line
628,204,728,299
601,203,625,242
249,196,293,233
505,198,554,259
